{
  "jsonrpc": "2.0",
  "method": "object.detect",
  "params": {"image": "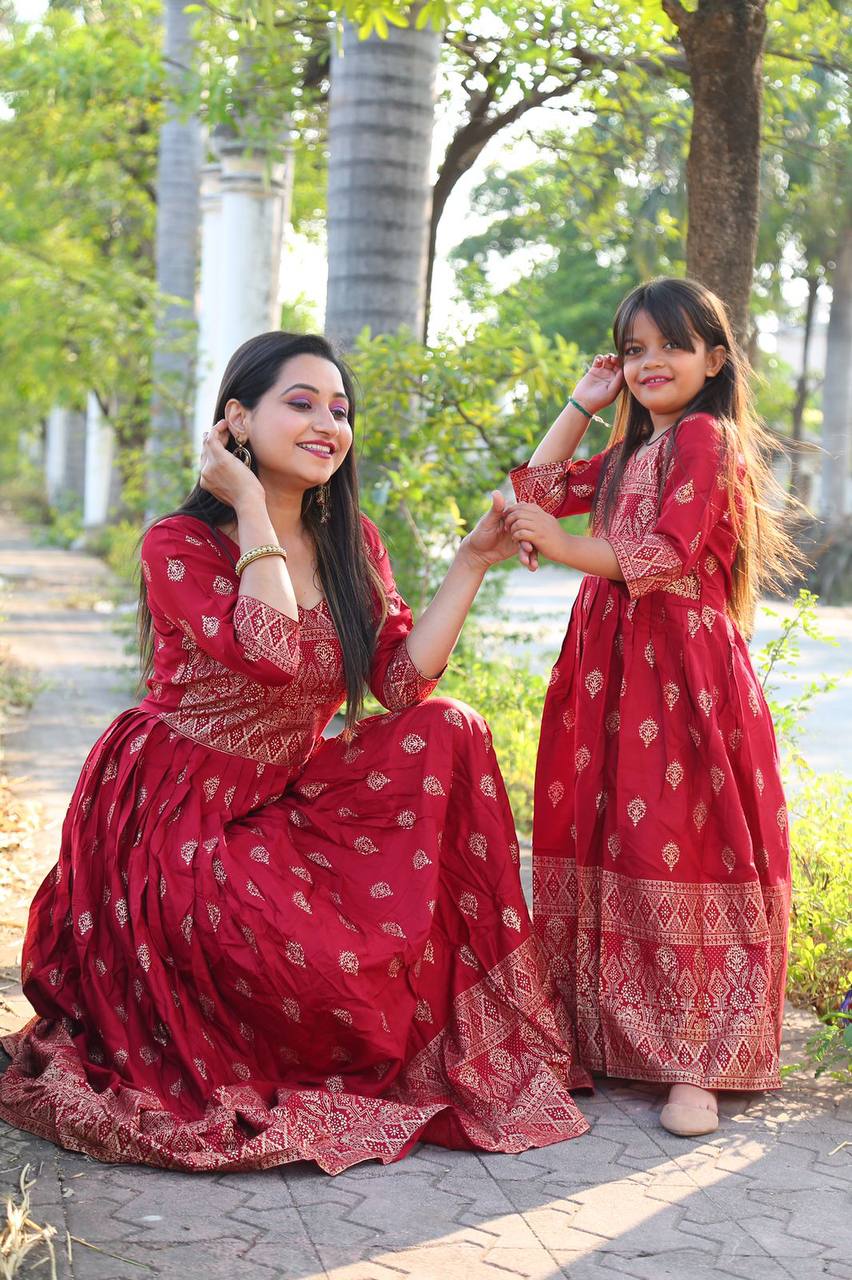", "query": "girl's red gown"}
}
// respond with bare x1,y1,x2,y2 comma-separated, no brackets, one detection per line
0,514,589,1173
511,413,791,1091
